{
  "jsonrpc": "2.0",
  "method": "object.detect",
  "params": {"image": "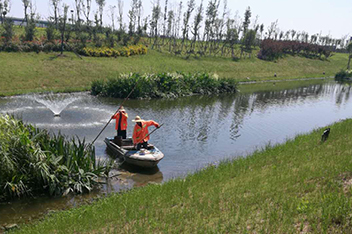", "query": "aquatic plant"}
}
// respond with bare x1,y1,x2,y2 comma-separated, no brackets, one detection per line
91,72,238,99
0,114,109,201
335,70,352,81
